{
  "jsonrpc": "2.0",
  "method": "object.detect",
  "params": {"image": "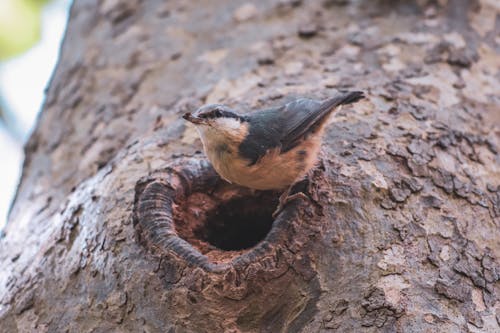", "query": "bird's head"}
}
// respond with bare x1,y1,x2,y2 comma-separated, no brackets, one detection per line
183,104,248,142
